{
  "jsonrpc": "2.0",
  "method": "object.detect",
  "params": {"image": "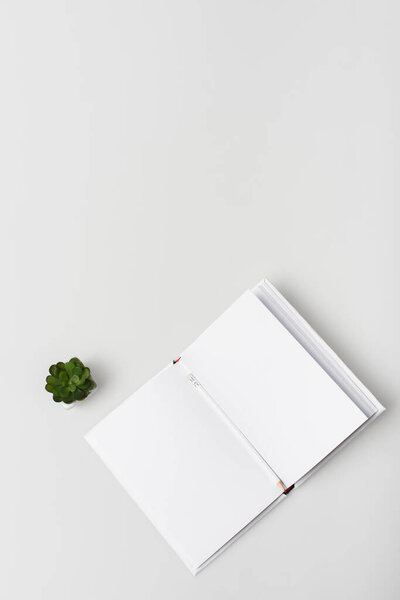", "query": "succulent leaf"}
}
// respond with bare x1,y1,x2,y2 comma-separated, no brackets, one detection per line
45,358,96,404
49,364,59,377
70,357,83,368
65,362,74,377
79,367,89,383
